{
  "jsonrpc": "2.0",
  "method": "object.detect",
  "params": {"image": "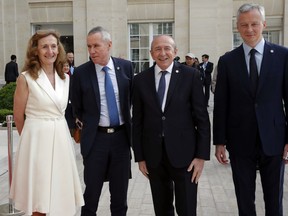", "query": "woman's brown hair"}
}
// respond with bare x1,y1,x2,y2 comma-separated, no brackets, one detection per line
22,29,67,80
